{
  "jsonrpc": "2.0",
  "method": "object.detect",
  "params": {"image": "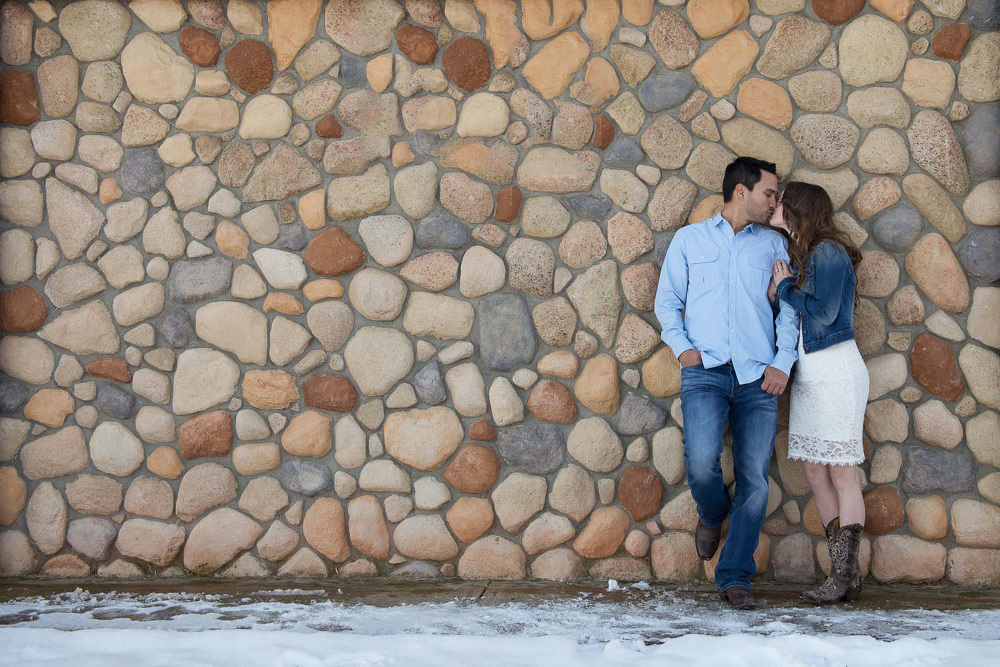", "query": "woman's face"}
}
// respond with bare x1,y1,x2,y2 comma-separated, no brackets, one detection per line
768,196,791,234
